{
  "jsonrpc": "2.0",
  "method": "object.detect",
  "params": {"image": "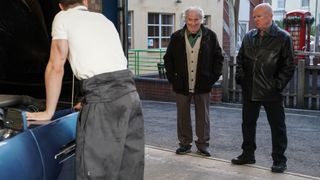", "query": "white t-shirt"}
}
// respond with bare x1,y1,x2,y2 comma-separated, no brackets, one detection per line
51,6,127,80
